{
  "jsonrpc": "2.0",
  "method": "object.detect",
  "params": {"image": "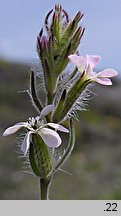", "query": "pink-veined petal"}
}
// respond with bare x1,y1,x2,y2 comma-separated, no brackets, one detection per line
40,105,54,118
86,55,101,70
3,122,28,136
47,123,69,133
39,128,61,148
86,65,95,77
68,54,86,72
94,77,112,85
21,131,32,155
96,69,118,78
